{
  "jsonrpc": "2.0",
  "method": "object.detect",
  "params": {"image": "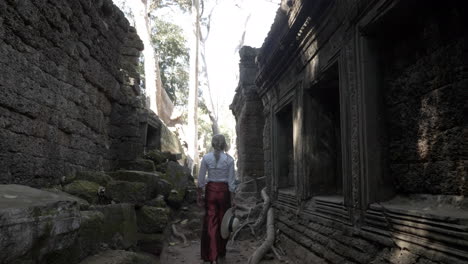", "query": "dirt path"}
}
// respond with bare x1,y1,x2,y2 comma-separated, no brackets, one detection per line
160,239,285,264
159,204,289,264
